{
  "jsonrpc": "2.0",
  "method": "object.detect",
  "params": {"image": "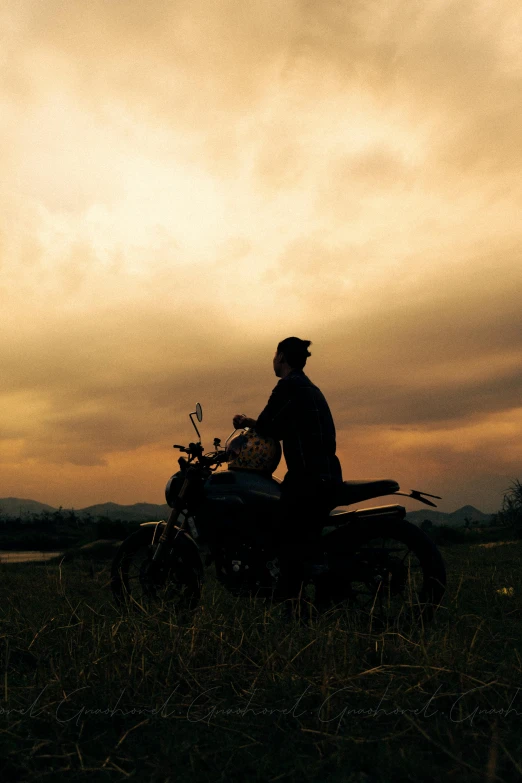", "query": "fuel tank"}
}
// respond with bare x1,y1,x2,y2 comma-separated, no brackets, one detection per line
203,469,281,507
